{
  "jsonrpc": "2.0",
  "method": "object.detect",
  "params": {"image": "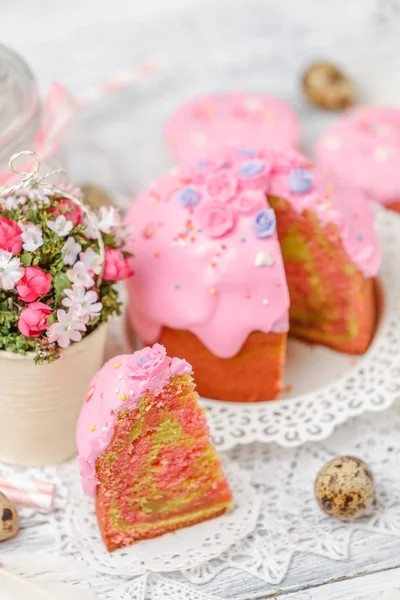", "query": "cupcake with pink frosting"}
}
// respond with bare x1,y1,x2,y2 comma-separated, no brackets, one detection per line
316,106,400,212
